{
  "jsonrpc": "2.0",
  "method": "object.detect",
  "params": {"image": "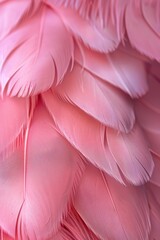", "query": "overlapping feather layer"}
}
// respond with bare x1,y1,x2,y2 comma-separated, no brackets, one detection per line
0,0,160,239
